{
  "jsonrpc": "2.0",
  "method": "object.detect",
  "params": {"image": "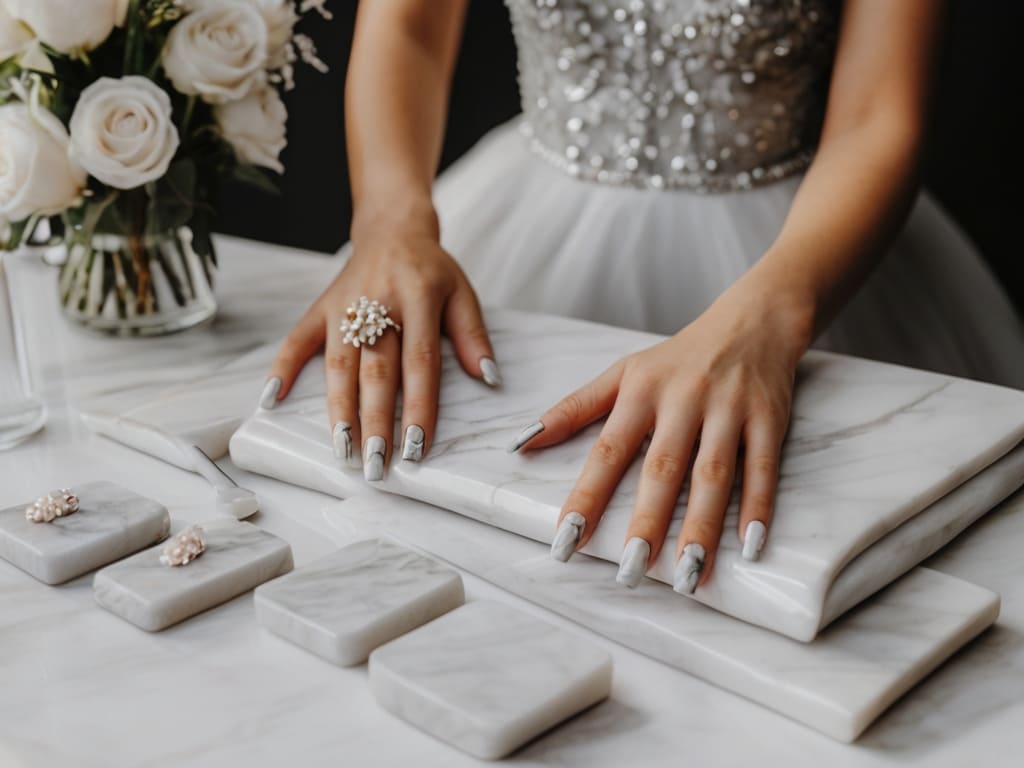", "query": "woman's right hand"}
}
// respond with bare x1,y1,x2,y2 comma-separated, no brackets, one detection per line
260,209,500,481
